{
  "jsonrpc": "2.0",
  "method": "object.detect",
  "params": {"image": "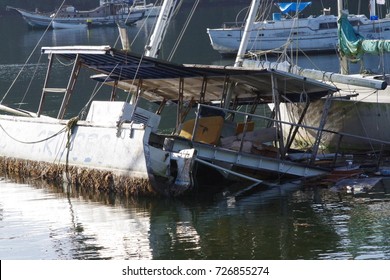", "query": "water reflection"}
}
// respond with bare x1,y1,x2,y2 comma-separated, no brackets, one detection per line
0,179,152,259
1,176,390,260
306,187,390,260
